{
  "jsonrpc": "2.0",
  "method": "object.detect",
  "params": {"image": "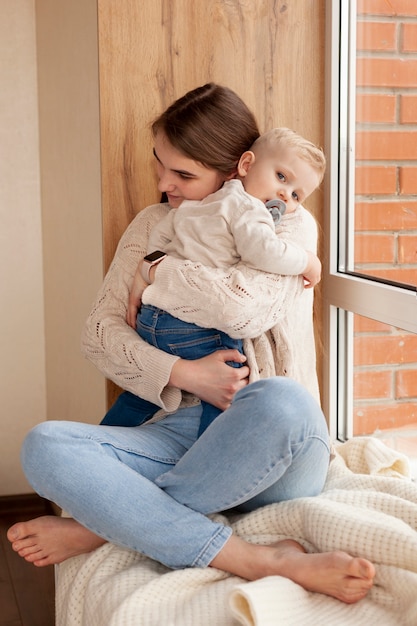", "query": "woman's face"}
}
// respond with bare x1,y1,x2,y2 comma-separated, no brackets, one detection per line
153,131,229,208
